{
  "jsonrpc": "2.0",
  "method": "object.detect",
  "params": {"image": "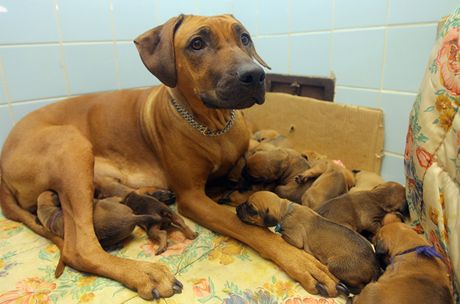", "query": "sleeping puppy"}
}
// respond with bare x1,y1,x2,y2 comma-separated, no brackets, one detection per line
37,191,161,248
295,153,355,209
349,170,384,193
252,129,291,148
210,143,308,206
245,144,315,203
122,192,198,255
316,182,407,236
236,191,381,295
353,222,454,303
